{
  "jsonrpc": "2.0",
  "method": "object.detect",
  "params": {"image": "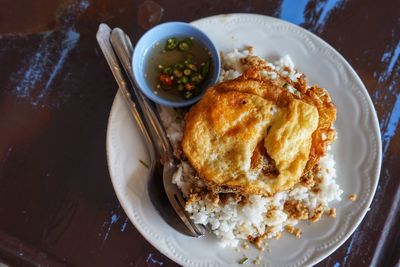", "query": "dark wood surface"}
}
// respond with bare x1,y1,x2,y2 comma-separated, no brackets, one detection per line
0,0,399,266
